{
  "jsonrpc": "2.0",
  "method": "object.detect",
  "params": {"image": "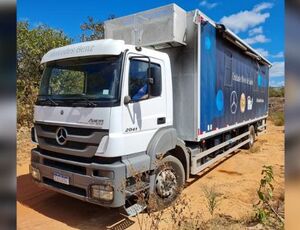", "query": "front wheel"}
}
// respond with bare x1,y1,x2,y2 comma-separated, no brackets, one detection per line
150,155,185,210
